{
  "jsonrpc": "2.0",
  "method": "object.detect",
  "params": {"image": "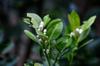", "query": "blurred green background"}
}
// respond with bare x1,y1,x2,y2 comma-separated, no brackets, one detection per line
0,0,100,66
